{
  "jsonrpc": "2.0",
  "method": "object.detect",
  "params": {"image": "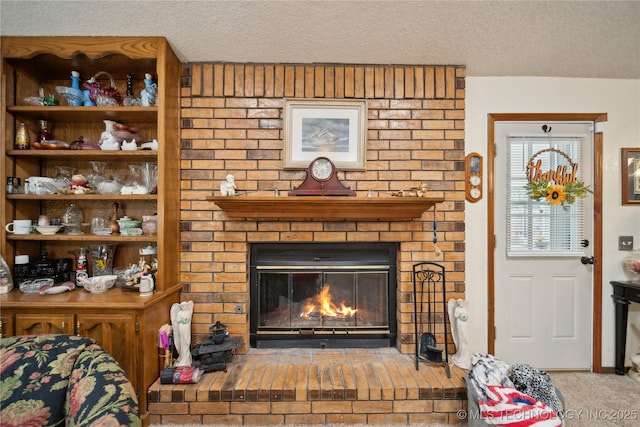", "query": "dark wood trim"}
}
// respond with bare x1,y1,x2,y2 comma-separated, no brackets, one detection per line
487,113,606,372
592,130,604,372
487,116,496,352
